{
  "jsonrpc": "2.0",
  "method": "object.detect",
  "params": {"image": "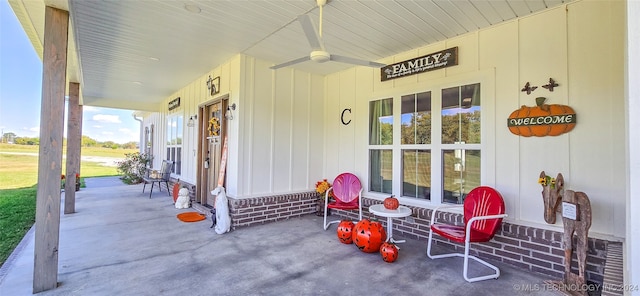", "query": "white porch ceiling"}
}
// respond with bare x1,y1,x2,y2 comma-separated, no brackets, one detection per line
11,0,573,112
